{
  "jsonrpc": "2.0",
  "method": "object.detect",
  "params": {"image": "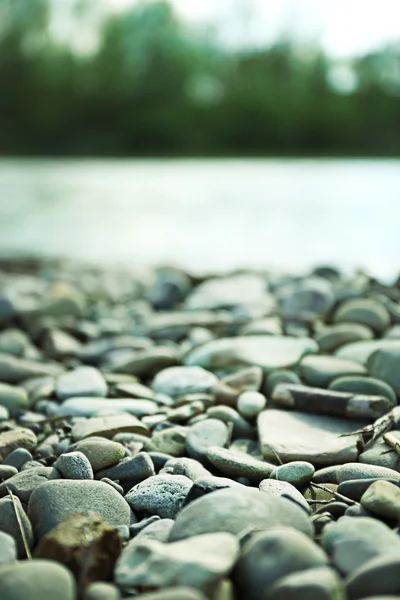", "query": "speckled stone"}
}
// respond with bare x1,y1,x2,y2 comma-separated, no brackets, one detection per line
54,451,94,480
125,474,192,519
